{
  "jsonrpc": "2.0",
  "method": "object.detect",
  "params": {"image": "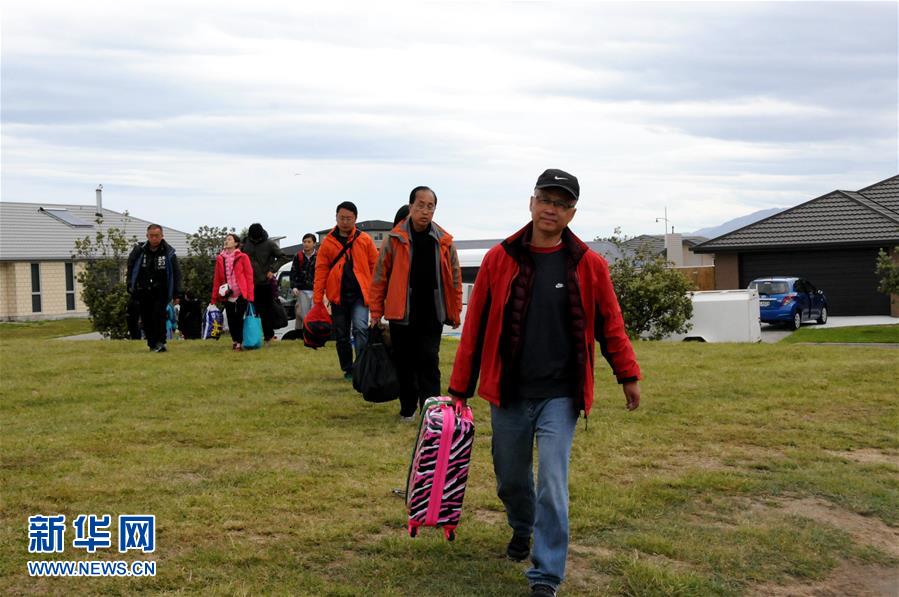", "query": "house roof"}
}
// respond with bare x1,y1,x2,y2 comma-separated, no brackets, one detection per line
693,175,899,253
0,202,191,261
621,234,709,256
316,219,394,237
